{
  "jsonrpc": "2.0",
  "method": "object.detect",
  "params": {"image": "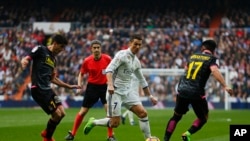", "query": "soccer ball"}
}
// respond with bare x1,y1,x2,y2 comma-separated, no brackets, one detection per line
145,136,160,141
